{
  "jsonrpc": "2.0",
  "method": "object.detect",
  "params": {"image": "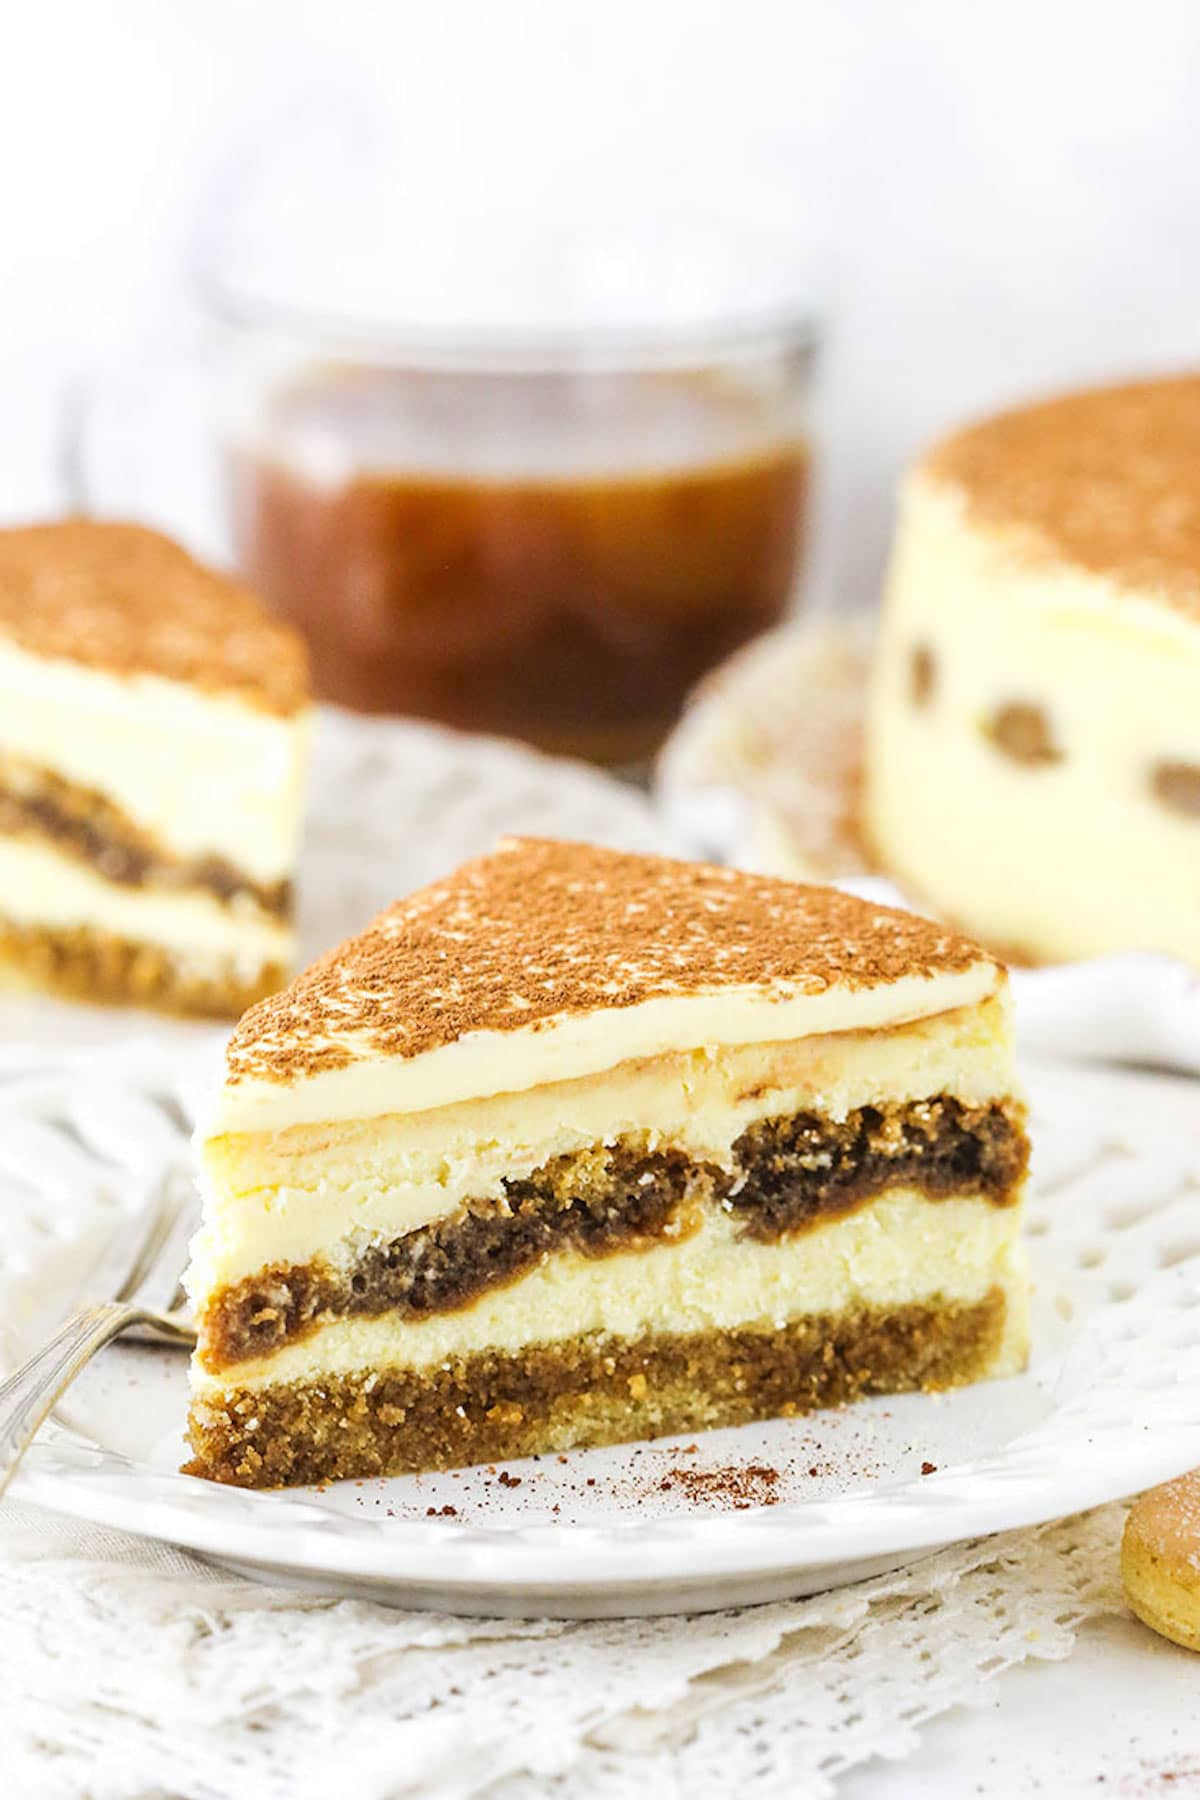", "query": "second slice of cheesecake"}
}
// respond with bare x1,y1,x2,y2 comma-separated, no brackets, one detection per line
0,521,310,1016
185,839,1030,1488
